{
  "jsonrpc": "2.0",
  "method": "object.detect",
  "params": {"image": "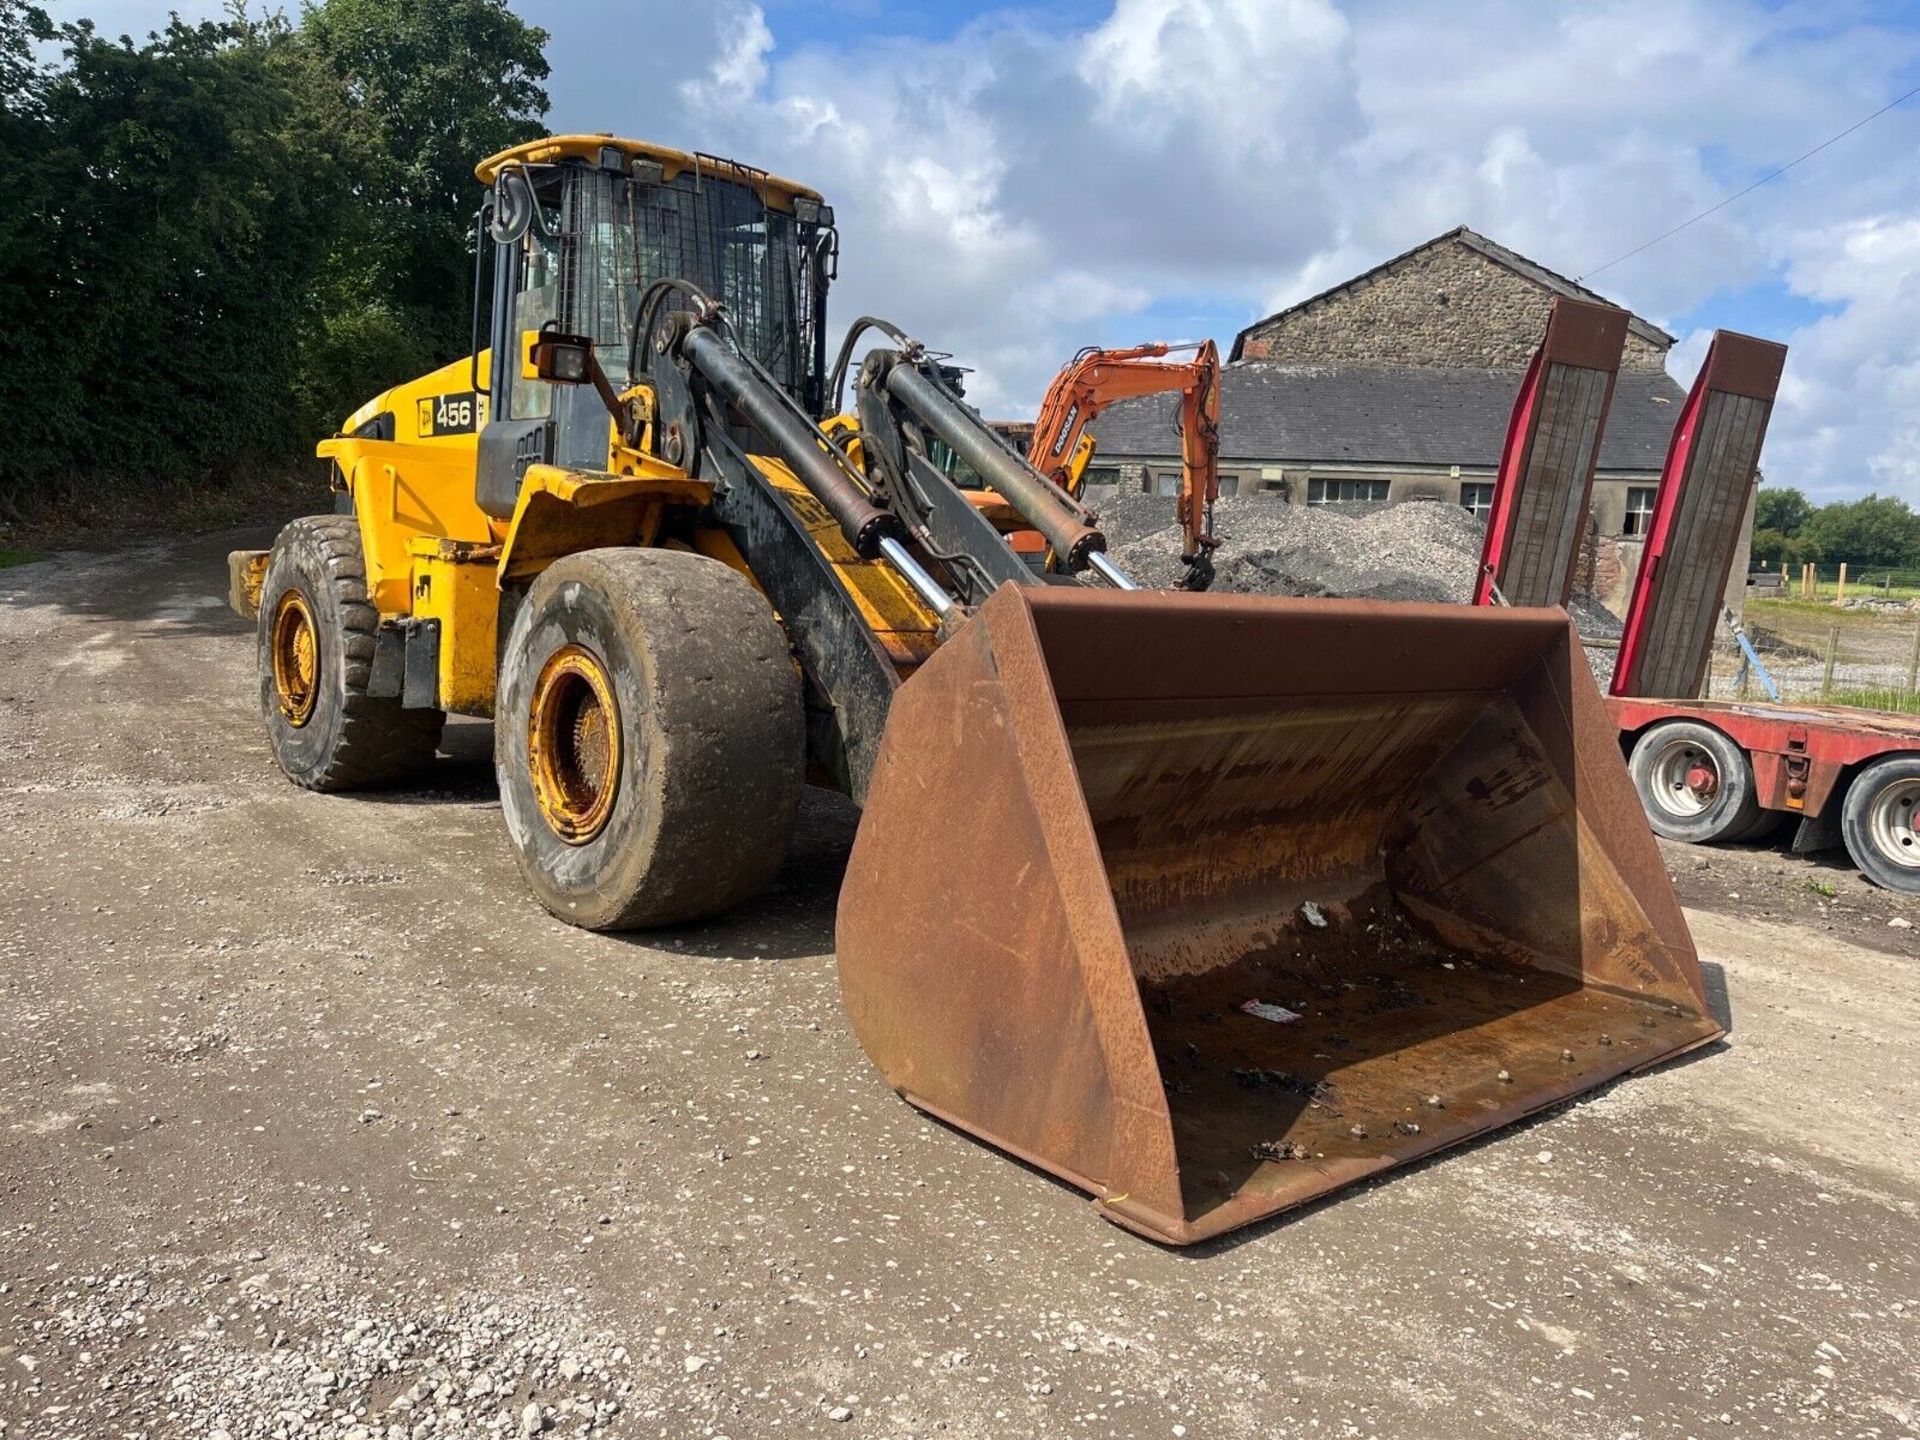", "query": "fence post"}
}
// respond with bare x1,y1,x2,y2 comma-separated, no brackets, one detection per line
1802,562,1815,599
1836,562,1848,605
1821,624,1840,699
1908,621,1920,697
